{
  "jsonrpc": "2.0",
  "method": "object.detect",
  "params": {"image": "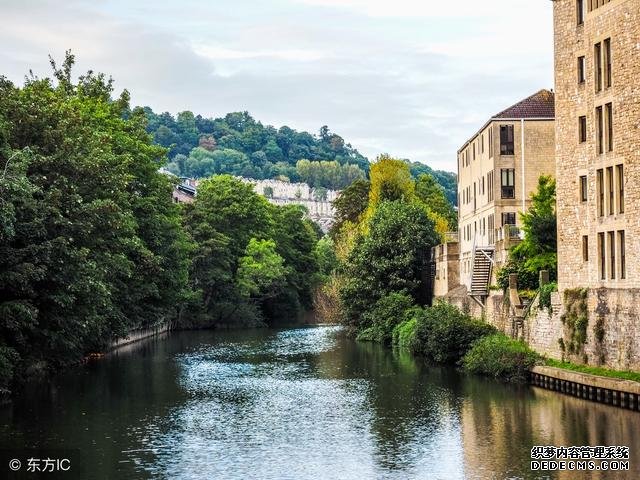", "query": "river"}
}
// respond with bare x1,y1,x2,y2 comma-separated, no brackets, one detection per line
1,326,639,479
